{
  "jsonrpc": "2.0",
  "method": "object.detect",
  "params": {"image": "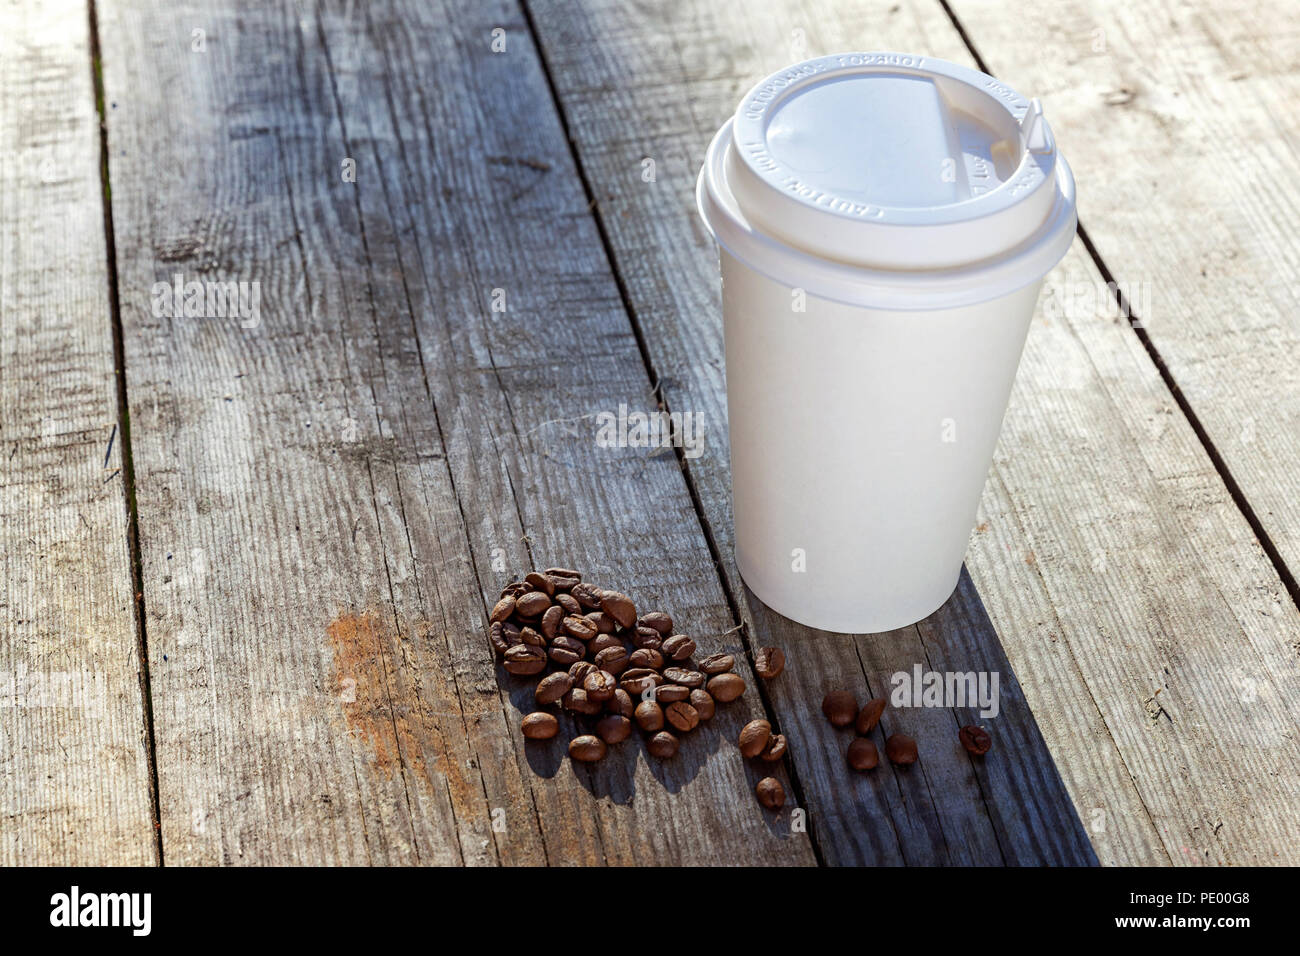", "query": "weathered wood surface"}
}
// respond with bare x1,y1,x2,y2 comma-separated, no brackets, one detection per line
98,0,814,864
525,0,1300,864
0,0,156,864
